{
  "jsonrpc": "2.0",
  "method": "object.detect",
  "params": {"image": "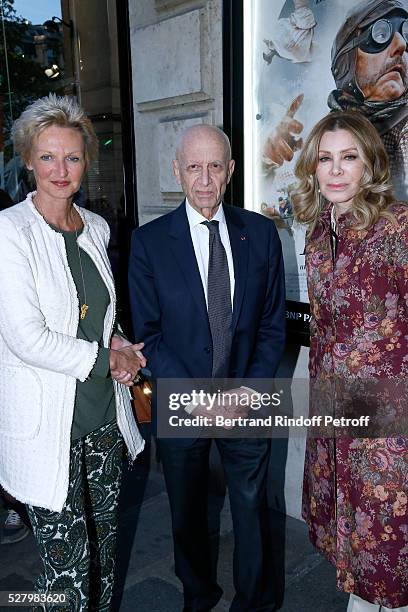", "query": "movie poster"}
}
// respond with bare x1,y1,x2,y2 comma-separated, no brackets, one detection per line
245,0,408,315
